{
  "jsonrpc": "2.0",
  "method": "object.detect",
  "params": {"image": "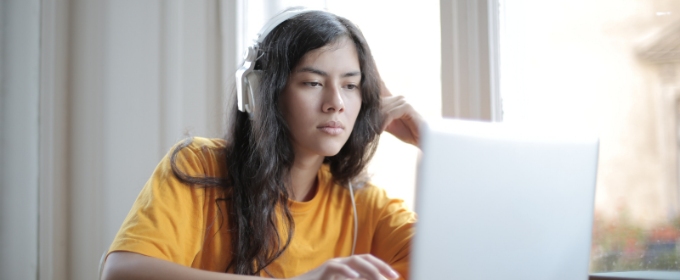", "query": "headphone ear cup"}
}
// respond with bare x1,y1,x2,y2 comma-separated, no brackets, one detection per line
245,70,262,119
